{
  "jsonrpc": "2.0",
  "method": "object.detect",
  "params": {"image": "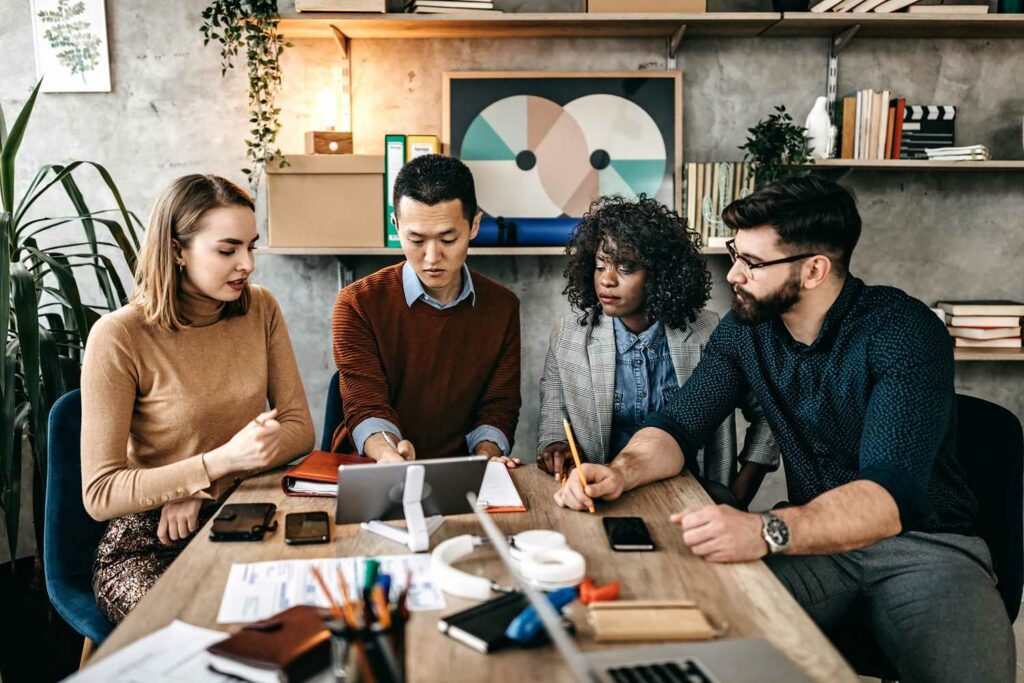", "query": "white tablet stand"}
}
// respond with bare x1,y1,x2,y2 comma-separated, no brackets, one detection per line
359,464,444,552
